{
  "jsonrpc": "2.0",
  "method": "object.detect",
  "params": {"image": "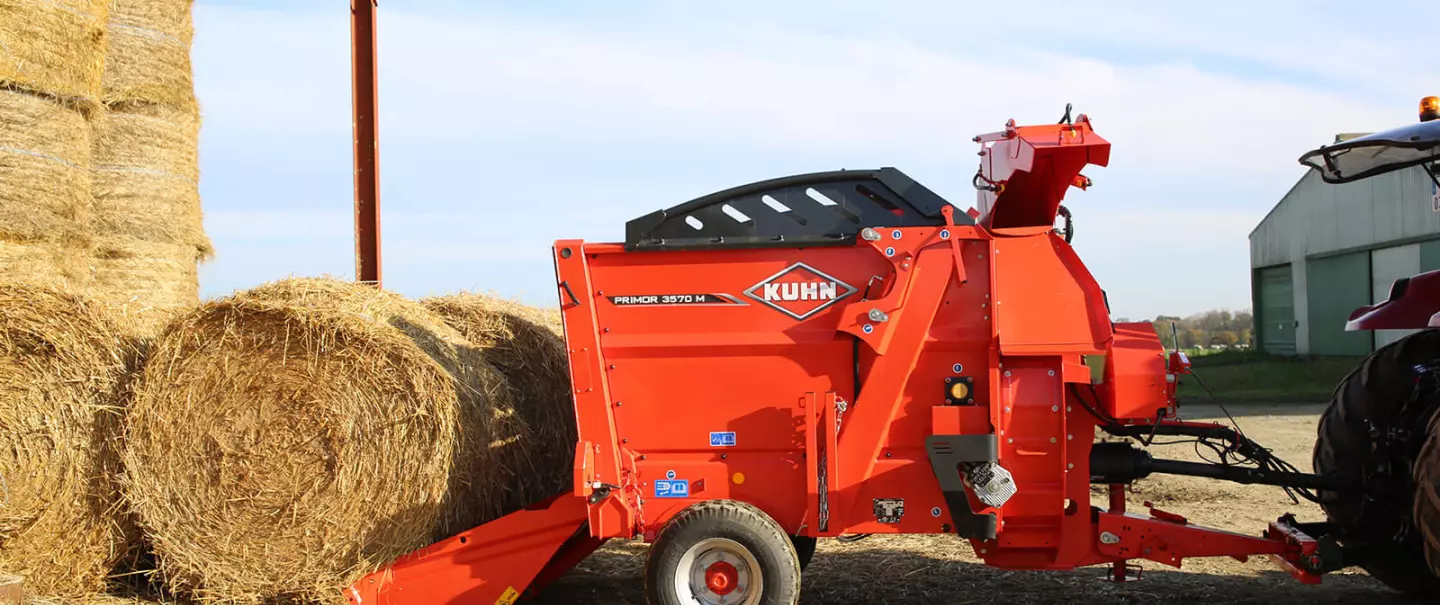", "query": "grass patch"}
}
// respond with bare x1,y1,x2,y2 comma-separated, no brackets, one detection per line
1176,350,1364,404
